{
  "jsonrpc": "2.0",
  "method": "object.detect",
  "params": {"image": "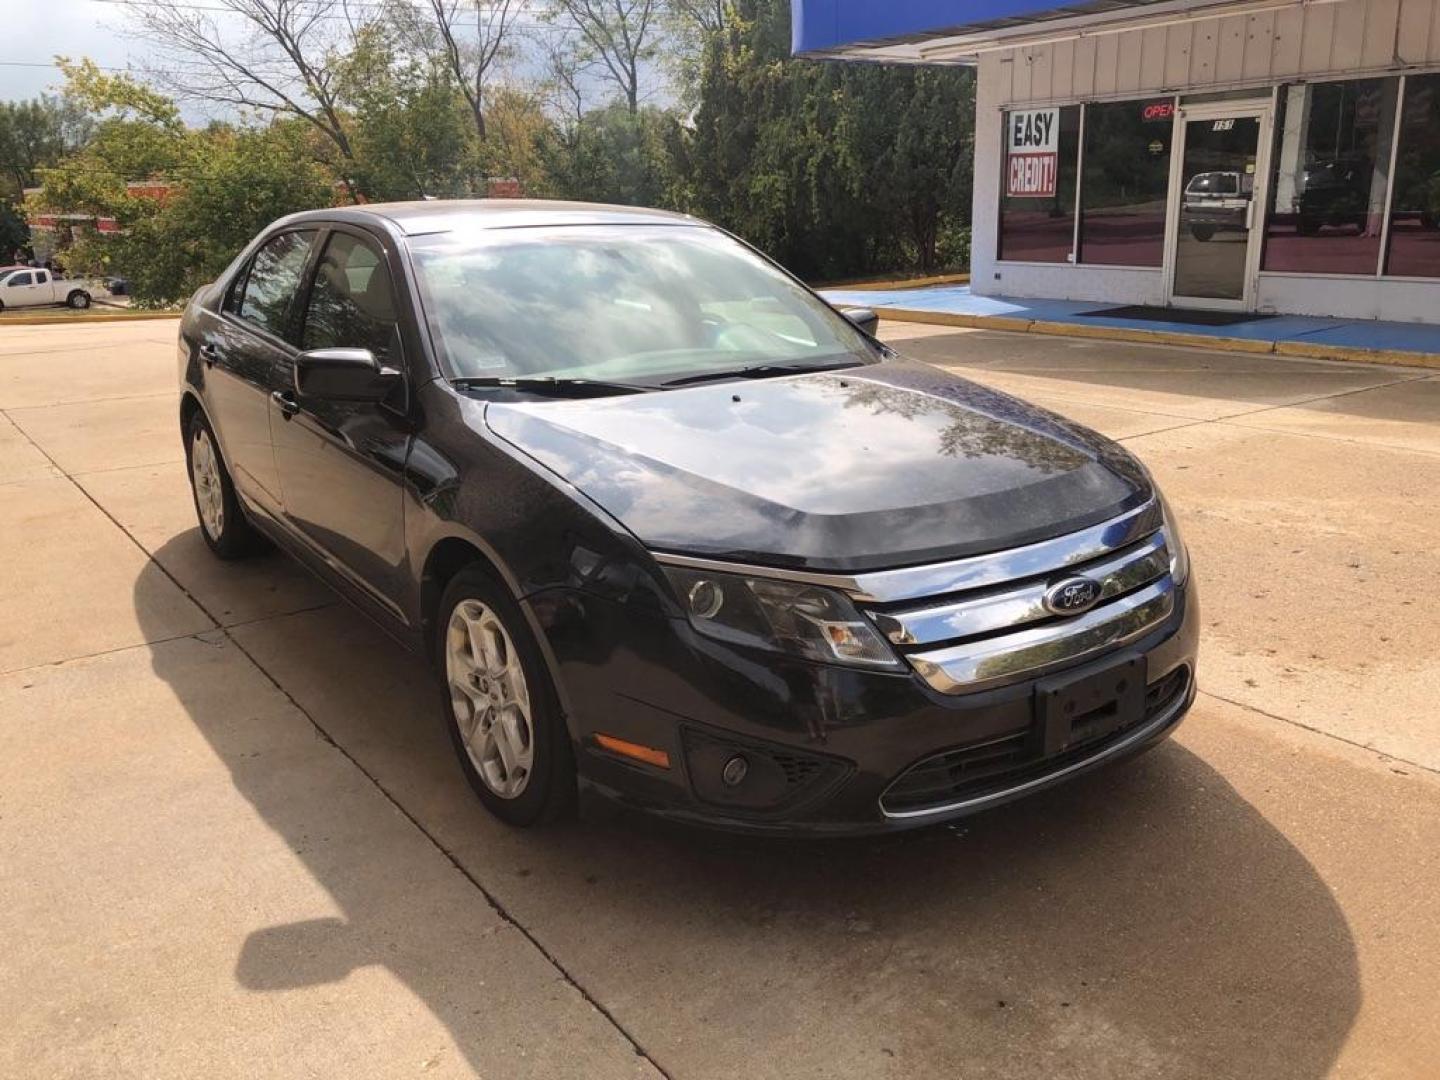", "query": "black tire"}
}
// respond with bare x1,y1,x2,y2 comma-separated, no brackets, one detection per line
1190,224,1215,242
184,409,264,559
67,290,91,309
436,565,576,827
